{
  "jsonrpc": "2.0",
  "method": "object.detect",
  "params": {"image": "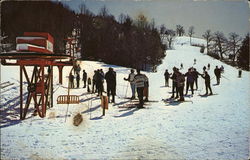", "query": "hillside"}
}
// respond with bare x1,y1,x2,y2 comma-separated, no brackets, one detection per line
0,36,249,160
